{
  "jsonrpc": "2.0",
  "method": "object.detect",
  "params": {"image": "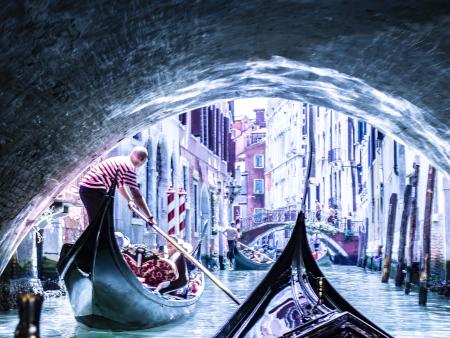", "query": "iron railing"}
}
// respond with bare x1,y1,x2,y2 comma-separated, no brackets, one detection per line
238,208,365,235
